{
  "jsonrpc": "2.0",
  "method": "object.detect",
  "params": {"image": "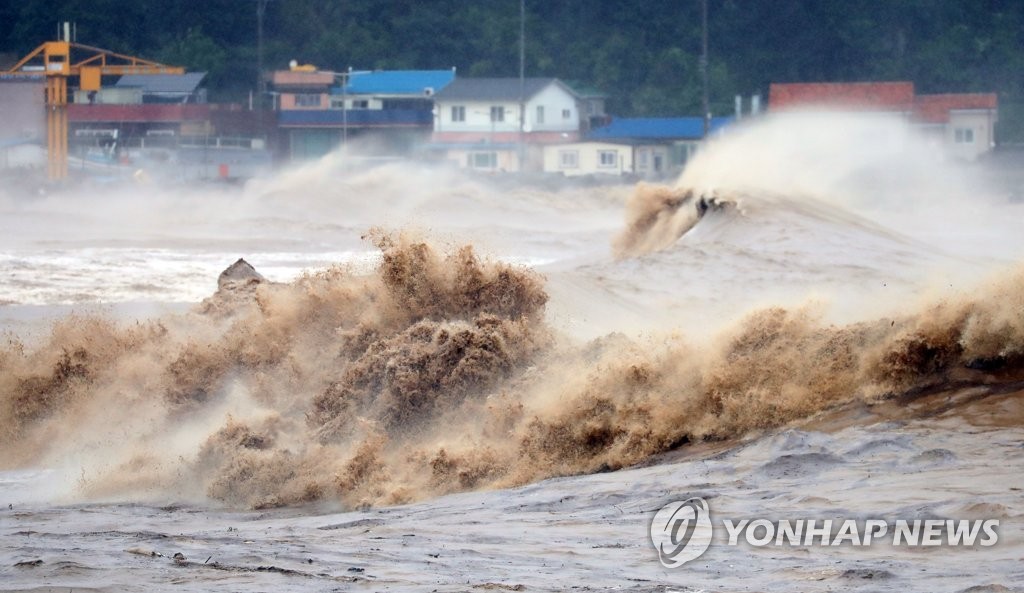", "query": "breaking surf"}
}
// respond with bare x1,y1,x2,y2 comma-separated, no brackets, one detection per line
0,111,1021,514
